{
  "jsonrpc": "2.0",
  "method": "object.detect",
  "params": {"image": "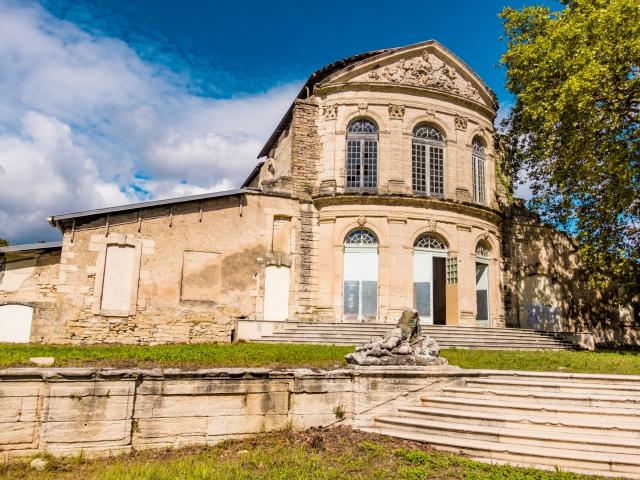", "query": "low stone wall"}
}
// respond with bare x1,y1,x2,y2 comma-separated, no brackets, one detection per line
0,366,461,460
